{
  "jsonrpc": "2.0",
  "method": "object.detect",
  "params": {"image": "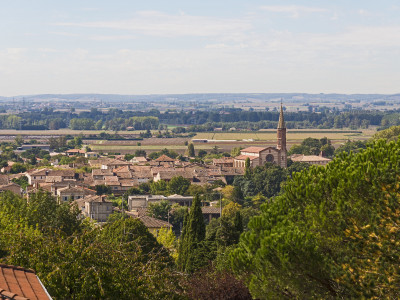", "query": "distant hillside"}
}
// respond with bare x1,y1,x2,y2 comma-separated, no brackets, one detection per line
0,93,399,103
